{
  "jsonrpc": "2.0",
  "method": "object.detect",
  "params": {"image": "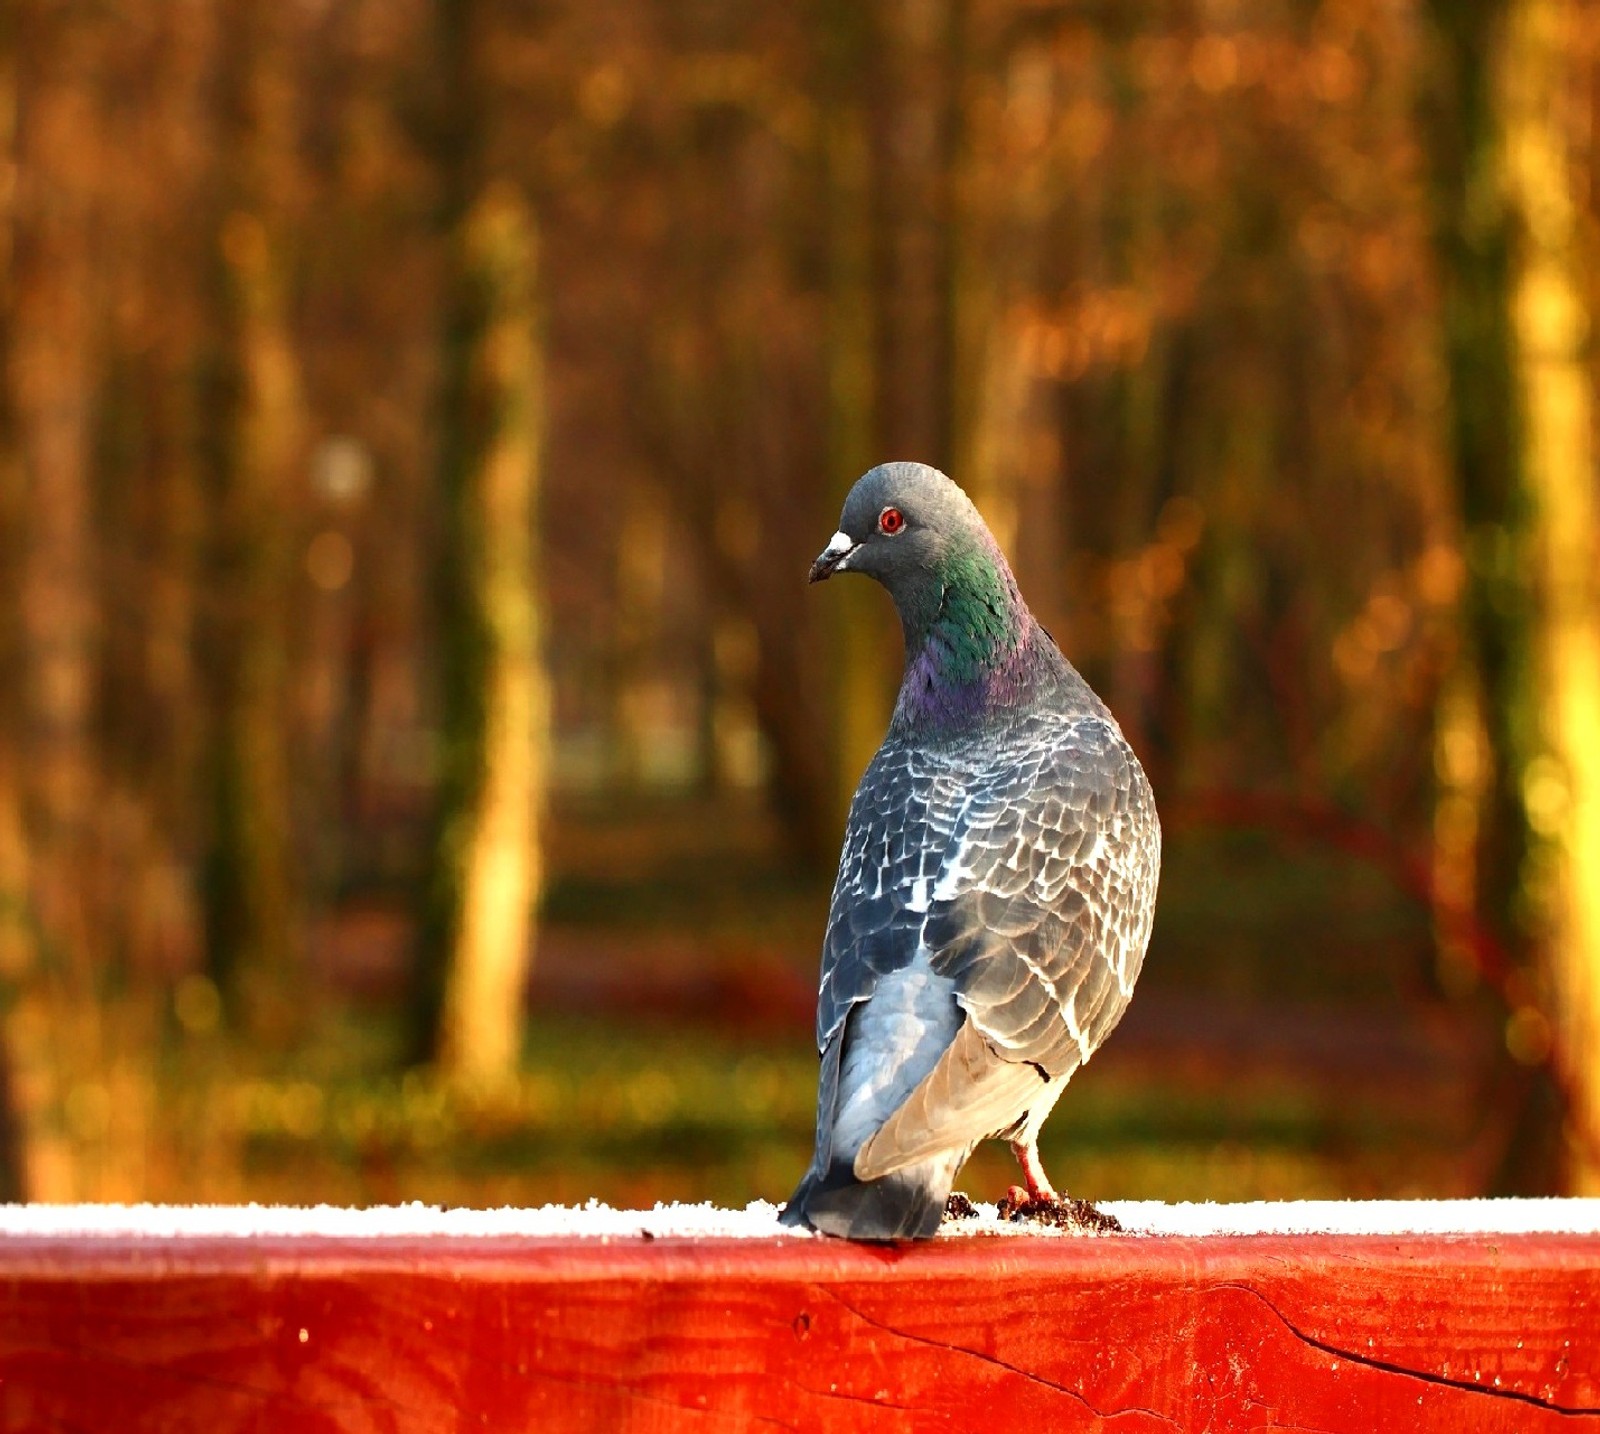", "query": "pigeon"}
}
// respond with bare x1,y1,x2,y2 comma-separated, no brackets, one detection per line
780,462,1160,1241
